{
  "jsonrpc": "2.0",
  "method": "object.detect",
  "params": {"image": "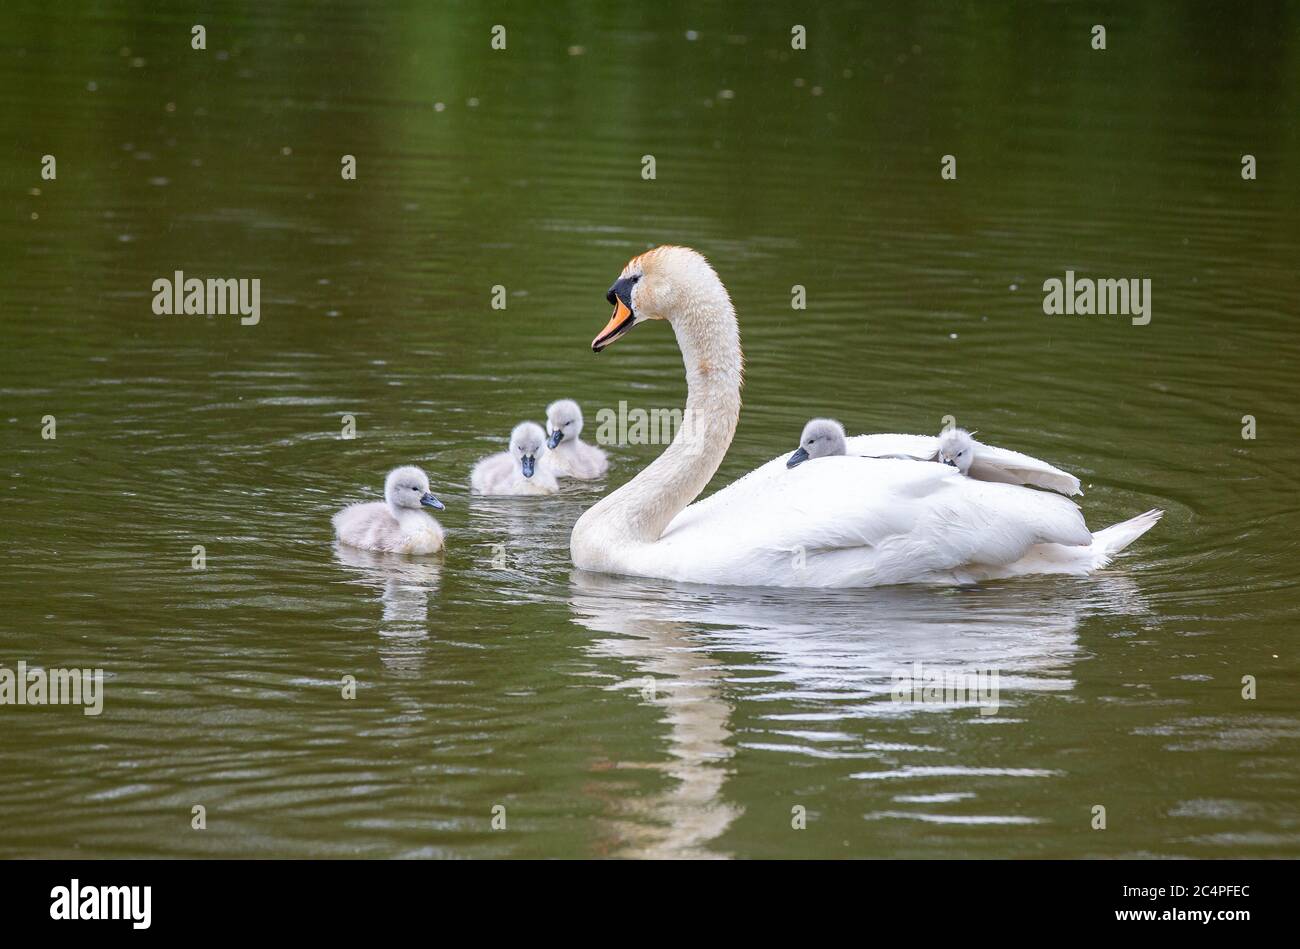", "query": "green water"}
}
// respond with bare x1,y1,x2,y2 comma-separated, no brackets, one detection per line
1,1,1298,858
